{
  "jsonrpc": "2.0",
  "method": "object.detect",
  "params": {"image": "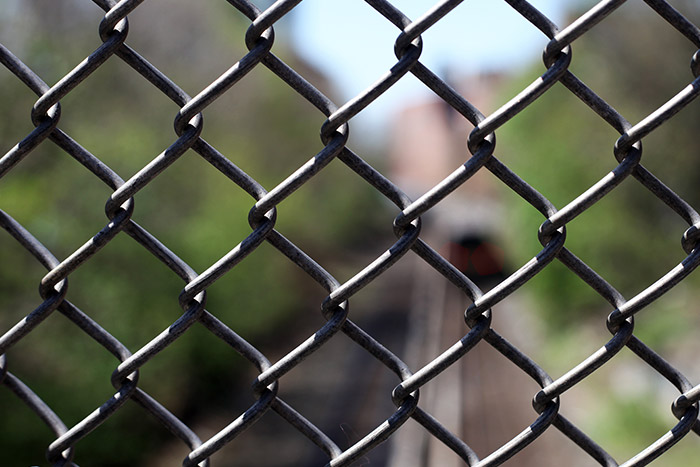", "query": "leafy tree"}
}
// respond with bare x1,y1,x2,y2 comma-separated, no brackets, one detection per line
498,0,700,330
0,2,385,465
496,3,700,462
